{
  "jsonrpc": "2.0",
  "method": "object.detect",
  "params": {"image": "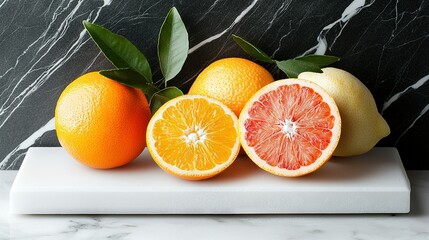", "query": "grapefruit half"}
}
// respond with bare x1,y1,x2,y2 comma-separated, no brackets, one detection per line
239,79,341,177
